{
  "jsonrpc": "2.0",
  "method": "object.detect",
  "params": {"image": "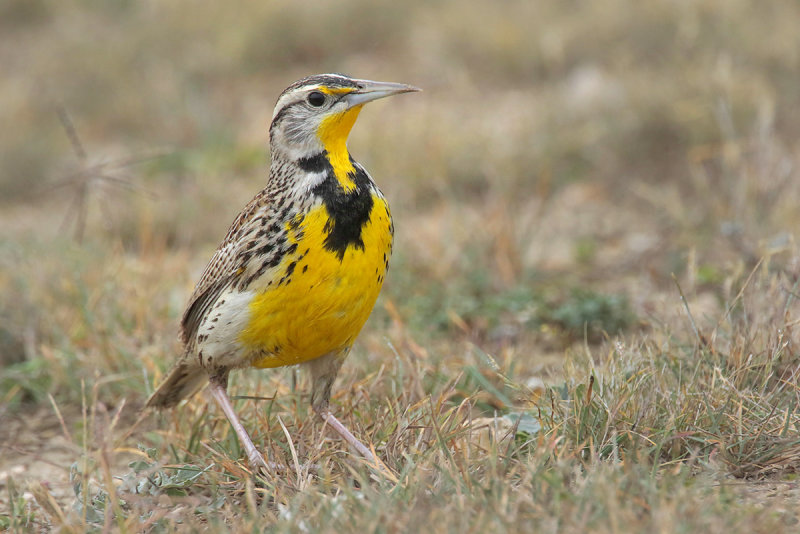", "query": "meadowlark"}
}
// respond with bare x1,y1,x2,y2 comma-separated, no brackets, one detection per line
146,74,419,472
